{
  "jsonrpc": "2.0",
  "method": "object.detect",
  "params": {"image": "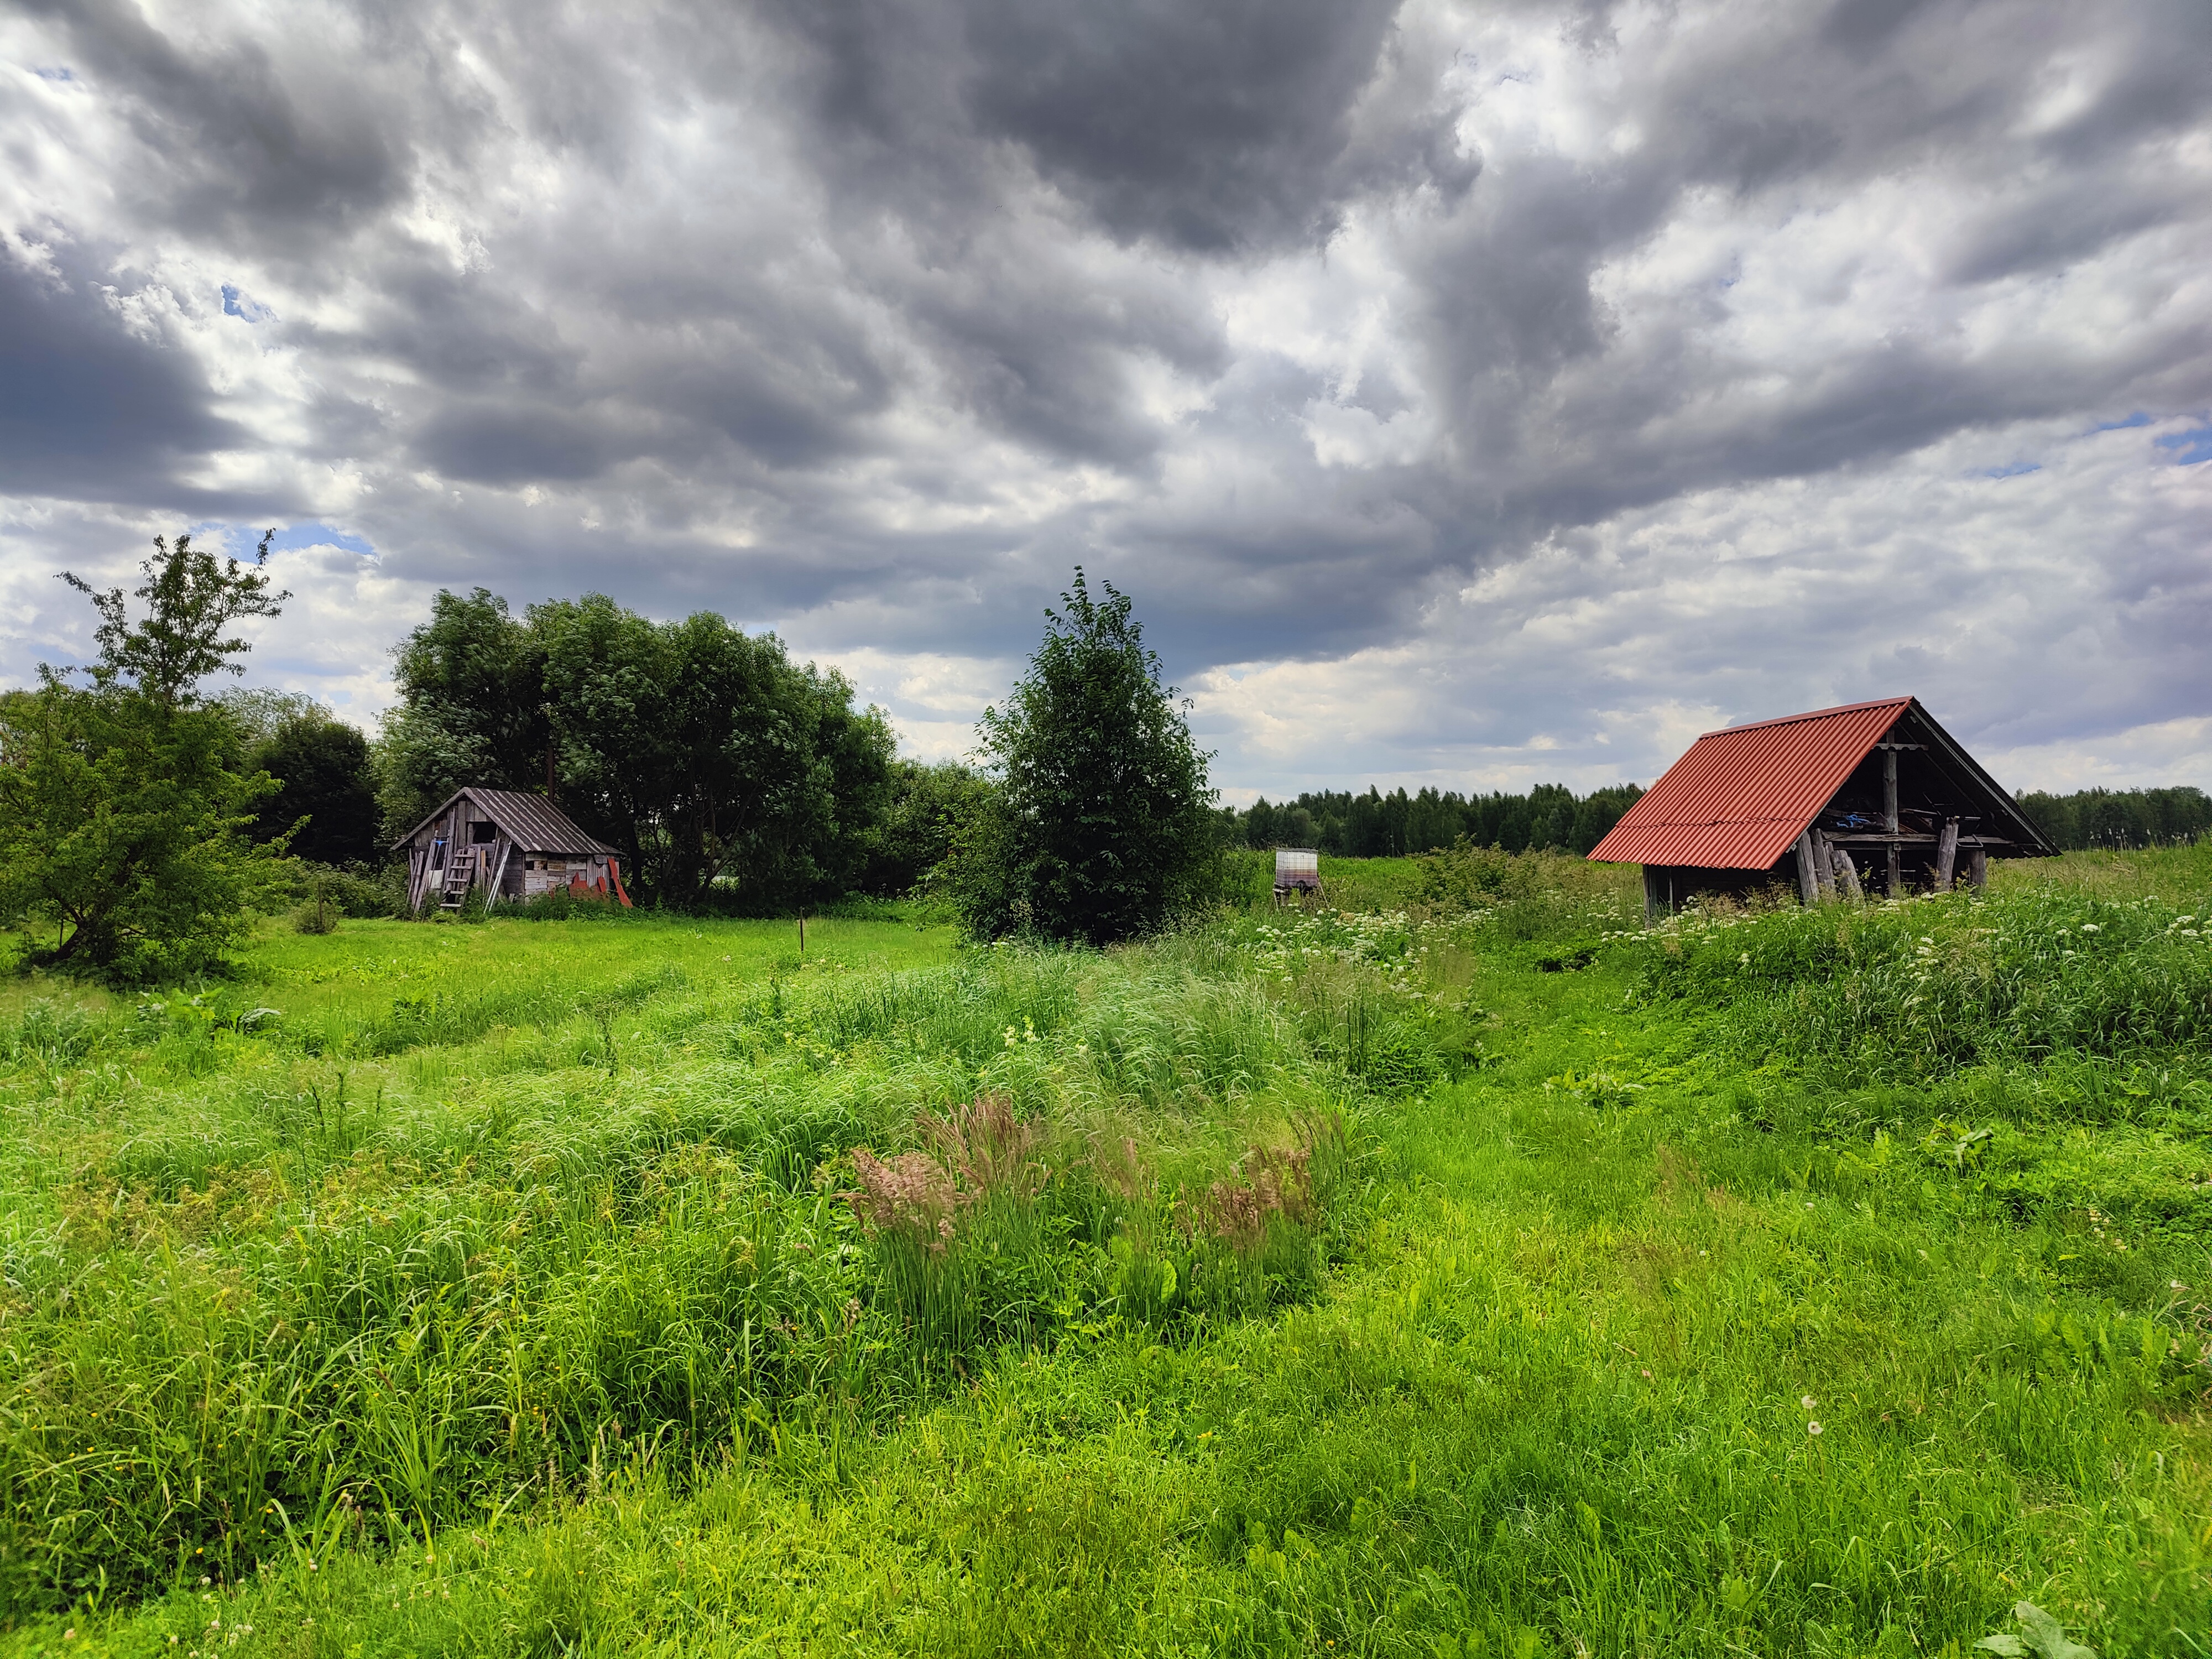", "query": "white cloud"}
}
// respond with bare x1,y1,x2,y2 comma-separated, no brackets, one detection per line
1,0,2208,804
